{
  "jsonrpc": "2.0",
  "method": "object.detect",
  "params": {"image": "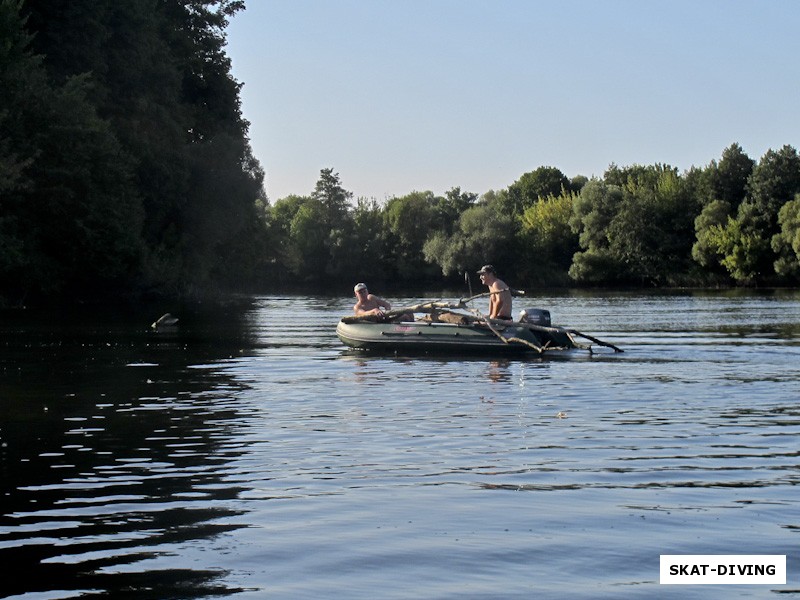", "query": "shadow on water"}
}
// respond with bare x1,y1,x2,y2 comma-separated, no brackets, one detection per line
0,301,257,599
